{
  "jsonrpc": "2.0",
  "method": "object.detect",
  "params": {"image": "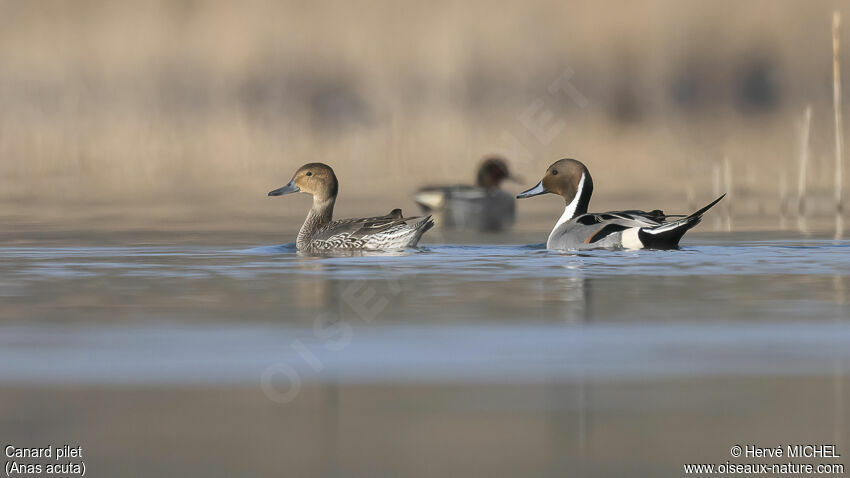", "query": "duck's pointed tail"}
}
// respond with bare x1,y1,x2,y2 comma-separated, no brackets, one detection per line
637,194,725,249
407,215,435,247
